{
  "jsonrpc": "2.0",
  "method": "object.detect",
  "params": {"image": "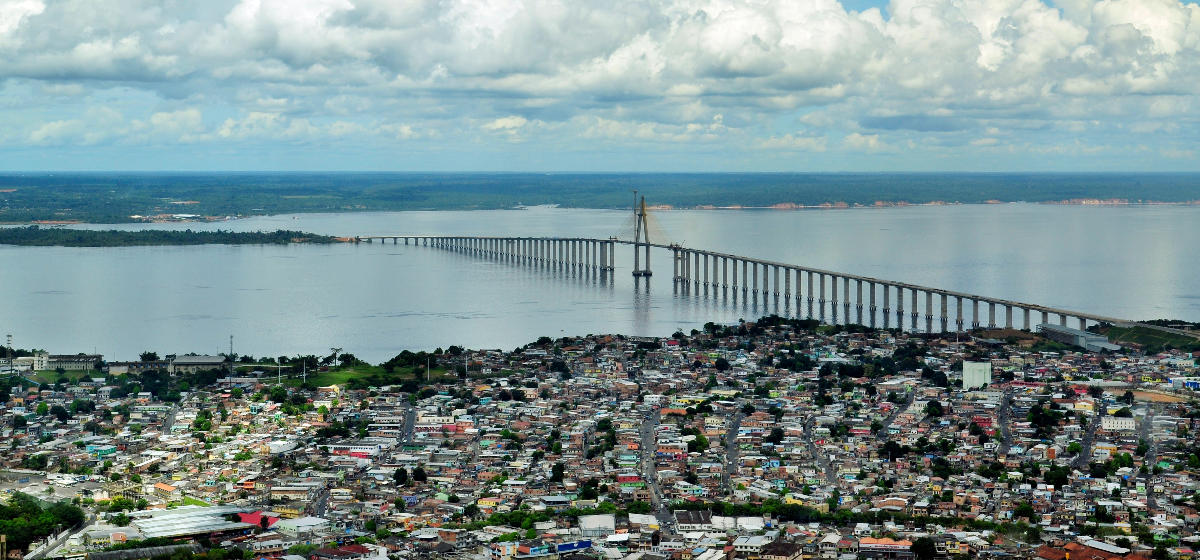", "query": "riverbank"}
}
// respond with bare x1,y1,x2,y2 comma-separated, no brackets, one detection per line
0,226,336,247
